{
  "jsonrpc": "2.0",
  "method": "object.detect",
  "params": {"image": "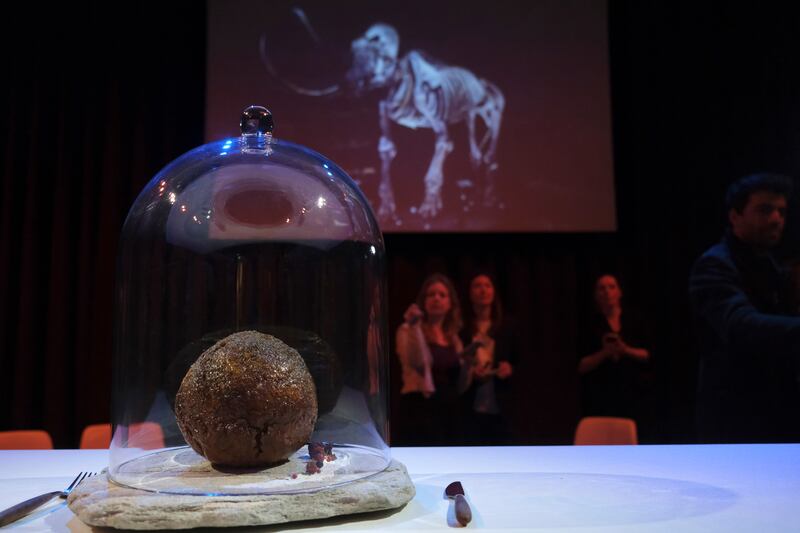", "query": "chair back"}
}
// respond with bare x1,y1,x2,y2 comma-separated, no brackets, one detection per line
0,430,54,449
81,422,165,449
574,416,638,445
80,424,113,449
